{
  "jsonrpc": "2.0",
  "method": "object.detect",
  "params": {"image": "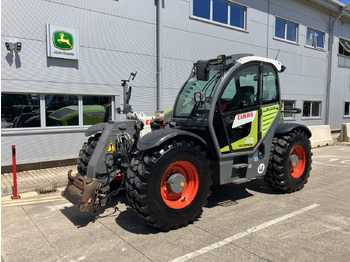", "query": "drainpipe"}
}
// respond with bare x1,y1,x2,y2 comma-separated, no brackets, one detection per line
325,5,348,125
156,0,162,110
266,0,270,58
